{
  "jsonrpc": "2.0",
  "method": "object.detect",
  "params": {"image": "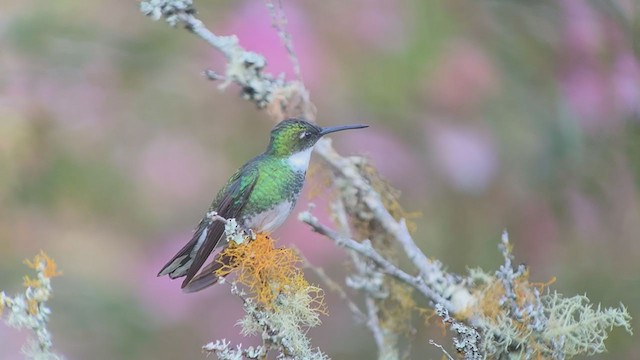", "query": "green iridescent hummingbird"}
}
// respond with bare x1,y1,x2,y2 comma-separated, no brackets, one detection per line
158,118,368,292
